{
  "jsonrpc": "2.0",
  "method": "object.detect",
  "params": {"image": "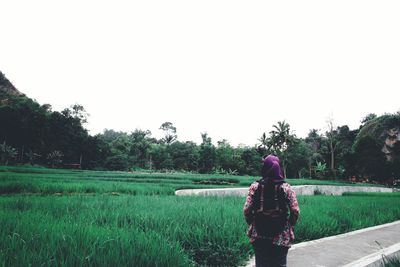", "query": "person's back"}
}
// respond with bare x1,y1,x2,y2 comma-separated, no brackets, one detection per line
243,155,300,267
253,179,289,238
